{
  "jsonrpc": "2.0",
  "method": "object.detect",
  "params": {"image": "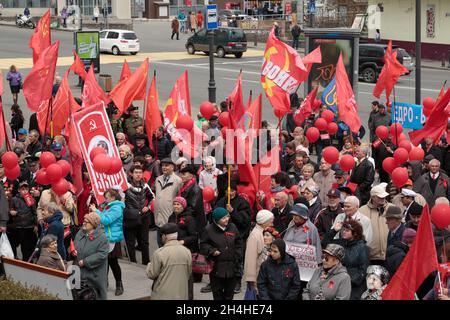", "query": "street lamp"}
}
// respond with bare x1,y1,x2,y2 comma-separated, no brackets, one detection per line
415,0,421,105
208,29,216,103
